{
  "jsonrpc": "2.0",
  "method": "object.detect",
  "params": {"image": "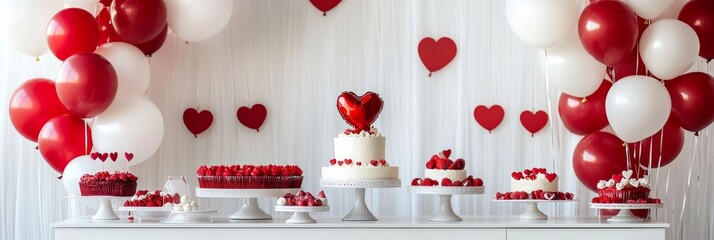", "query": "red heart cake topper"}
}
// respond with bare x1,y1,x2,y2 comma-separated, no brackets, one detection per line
109,152,118,162
310,0,341,16
183,108,214,137
520,110,548,137
337,91,384,133
473,105,505,133
124,152,134,162
90,152,98,160
98,152,108,162
418,37,457,77
237,104,267,132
